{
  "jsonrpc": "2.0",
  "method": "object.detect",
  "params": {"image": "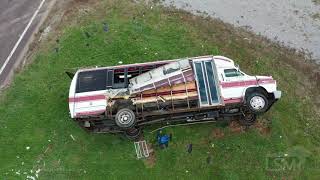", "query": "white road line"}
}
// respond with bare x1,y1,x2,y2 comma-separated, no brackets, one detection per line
0,0,46,75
